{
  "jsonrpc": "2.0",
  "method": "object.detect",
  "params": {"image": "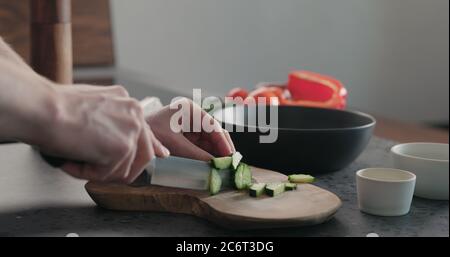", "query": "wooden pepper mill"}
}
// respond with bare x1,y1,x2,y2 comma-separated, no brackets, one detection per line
30,0,73,84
